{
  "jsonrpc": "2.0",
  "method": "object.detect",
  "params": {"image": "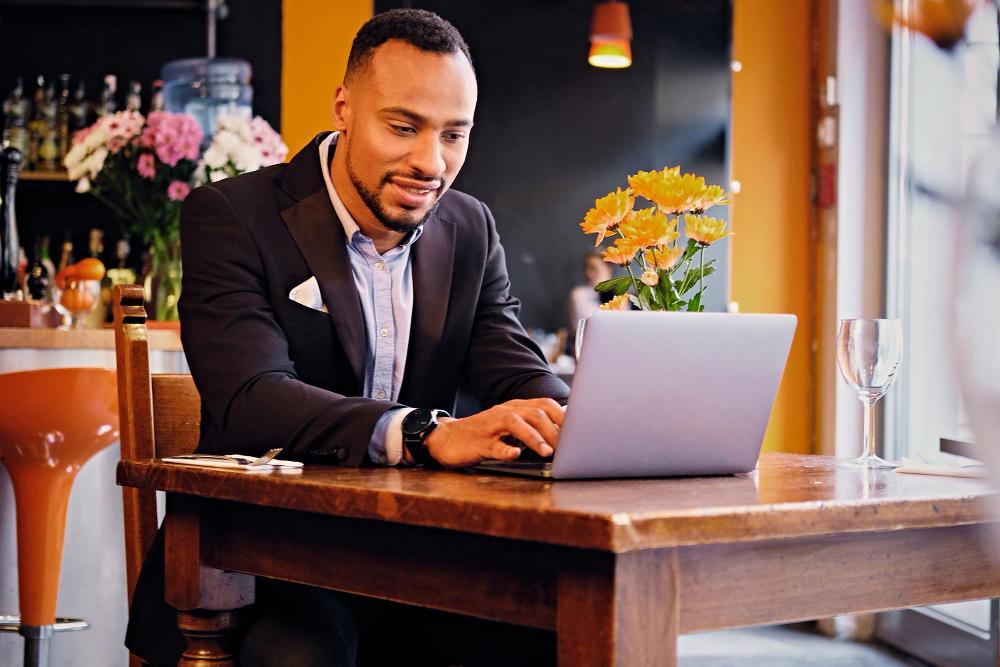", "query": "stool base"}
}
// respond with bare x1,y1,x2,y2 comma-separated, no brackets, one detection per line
0,616,89,667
